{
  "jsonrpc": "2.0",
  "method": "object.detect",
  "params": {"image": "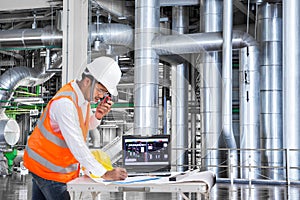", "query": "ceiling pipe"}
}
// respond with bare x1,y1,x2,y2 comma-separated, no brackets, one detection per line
90,23,133,49
0,23,133,50
153,30,258,54
160,0,199,6
0,27,62,49
94,0,134,22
